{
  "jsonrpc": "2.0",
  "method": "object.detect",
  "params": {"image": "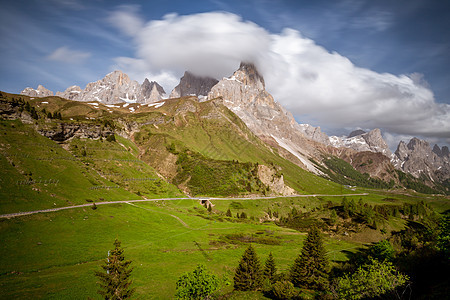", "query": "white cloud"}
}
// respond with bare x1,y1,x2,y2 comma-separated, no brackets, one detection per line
47,46,91,63
106,5,143,37
107,9,450,143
